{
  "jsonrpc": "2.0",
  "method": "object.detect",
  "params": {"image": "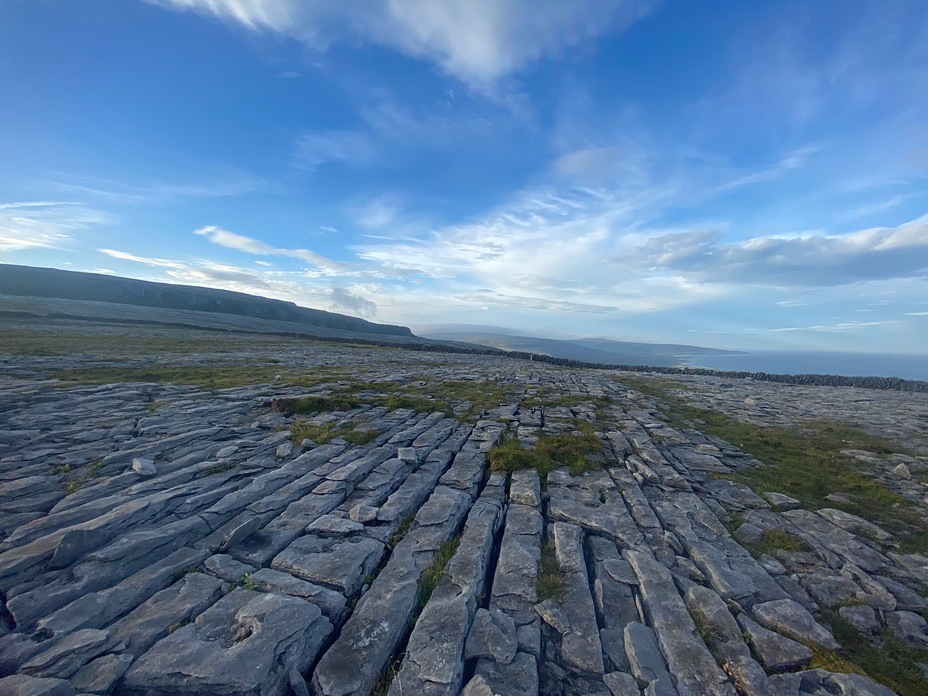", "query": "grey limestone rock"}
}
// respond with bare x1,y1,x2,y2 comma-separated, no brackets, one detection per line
271,535,384,598
751,598,840,651
465,608,518,664
838,604,879,634
0,675,76,696
510,469,541,507
108,572,225,656
69,653,134,694
623,622,674,695
203,553,255,583
737,613,812,672
534,599,570,635
886,610,928,648
131,457,157,477
624,549,736,695
603,671,640,696
474,652,538,696
248,568,347,623
553,522,605,674
121,591,332,696
761,492,800,511
21,629,115,679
